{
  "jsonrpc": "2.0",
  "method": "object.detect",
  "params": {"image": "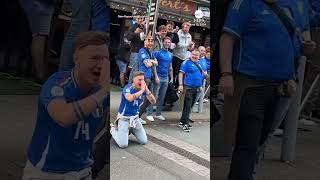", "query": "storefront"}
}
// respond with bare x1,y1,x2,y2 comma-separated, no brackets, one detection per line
109,0,210,50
